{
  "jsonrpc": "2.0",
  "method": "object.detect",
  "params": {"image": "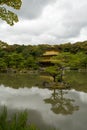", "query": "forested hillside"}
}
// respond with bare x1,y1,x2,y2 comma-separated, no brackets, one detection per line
0,40,87,72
